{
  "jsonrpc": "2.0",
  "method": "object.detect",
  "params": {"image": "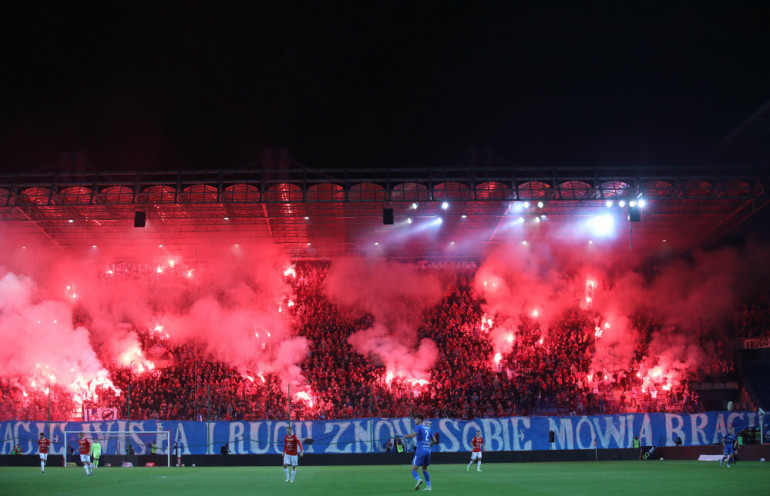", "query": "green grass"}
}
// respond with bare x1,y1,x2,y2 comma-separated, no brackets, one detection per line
1,461,767,496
